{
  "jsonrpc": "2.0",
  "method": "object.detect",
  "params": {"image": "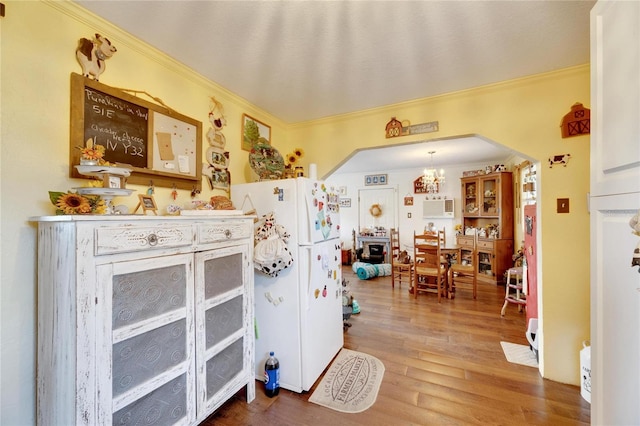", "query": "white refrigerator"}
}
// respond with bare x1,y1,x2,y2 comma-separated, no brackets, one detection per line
231,177,343,392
